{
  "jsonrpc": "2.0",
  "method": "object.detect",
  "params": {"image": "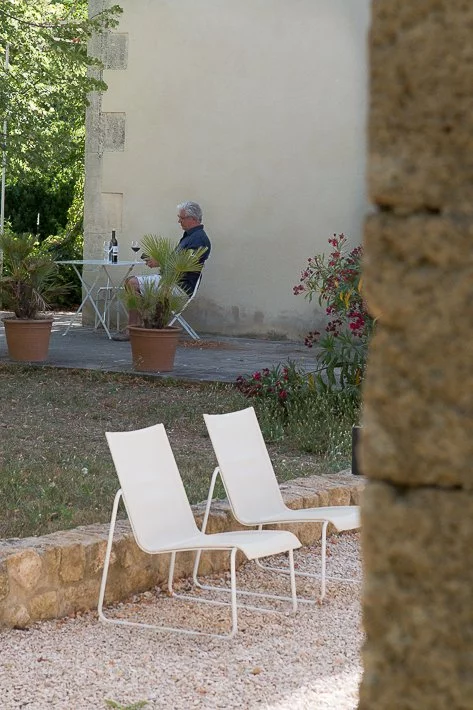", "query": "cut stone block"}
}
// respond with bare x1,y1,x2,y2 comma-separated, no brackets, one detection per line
101,112,126,151
370,0,473,213
359,481,473,710
362,213,473,489
102,33,128,69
